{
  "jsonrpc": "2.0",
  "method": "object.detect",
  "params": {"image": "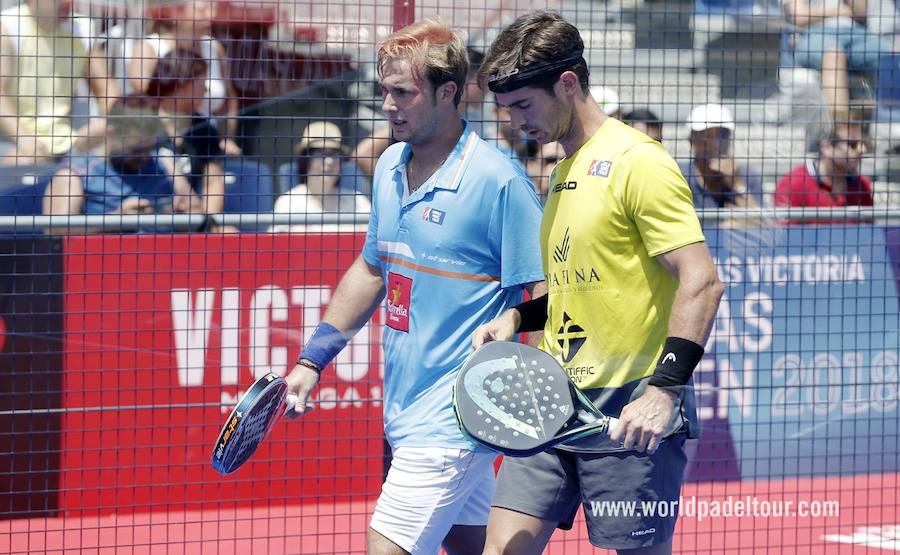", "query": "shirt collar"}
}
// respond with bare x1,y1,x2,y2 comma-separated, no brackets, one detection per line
390,120,478,194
